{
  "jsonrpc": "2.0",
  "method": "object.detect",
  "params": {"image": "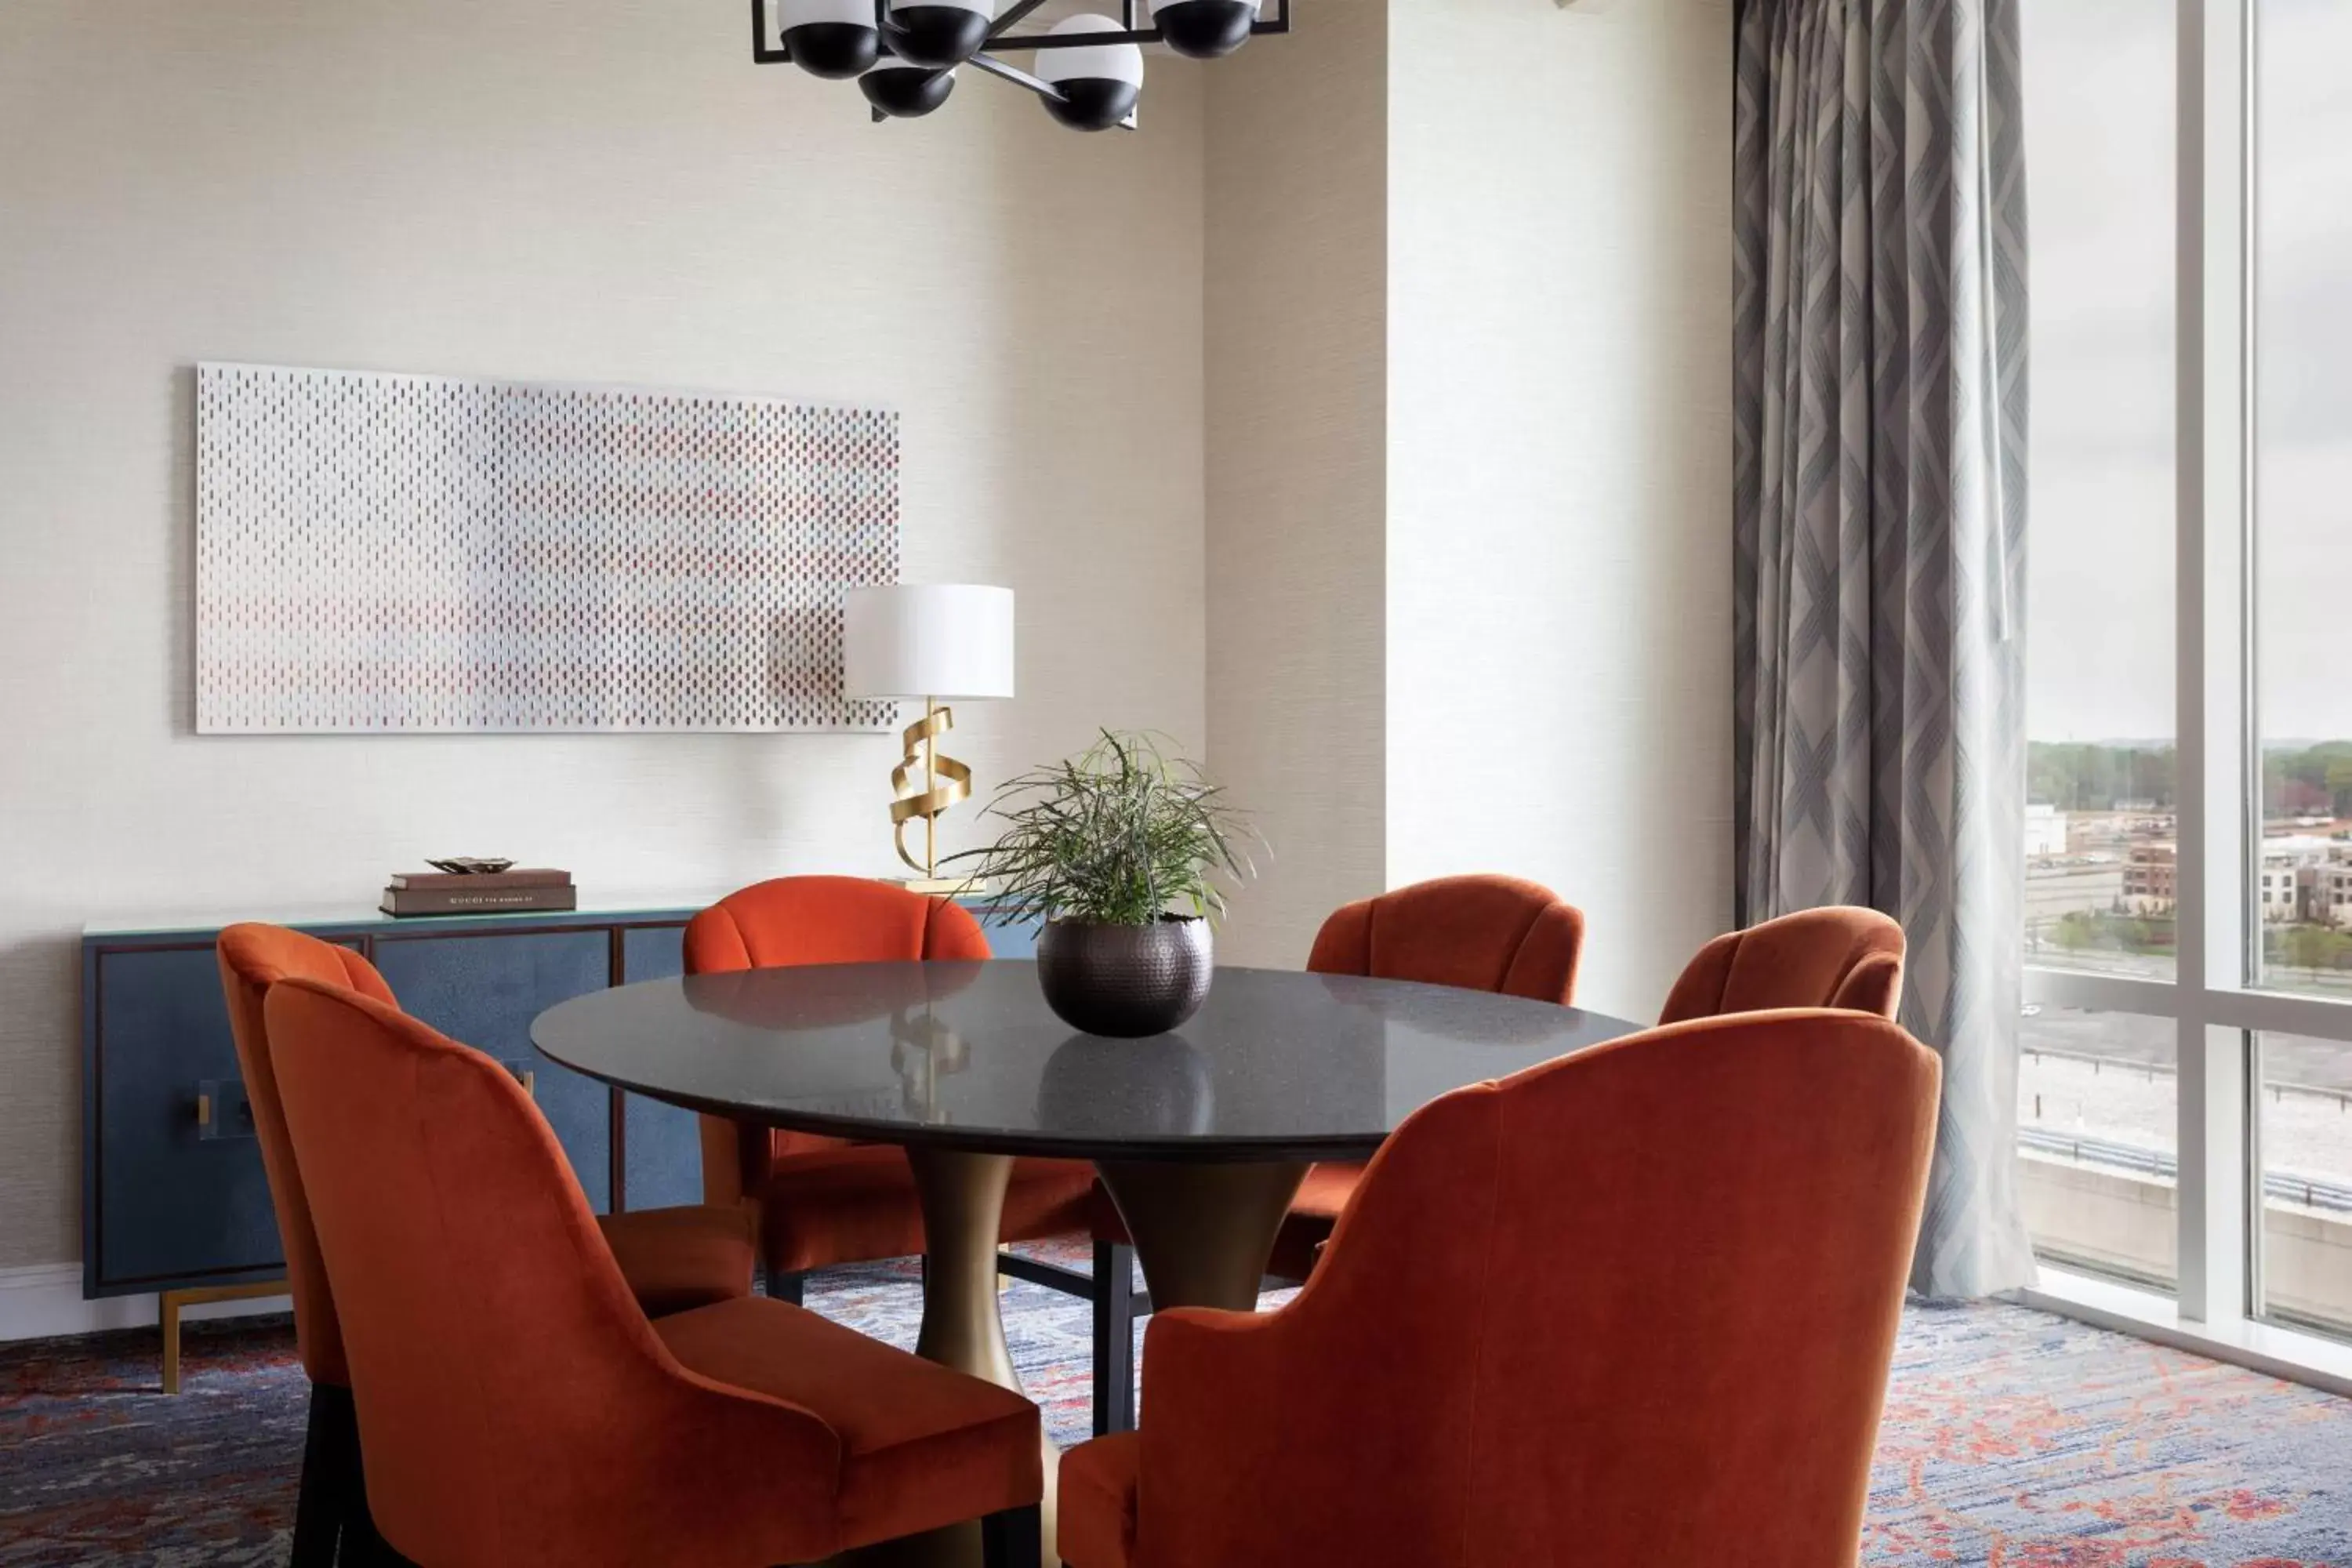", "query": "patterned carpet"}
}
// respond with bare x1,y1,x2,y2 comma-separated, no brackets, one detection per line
4,1255,2350,1566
